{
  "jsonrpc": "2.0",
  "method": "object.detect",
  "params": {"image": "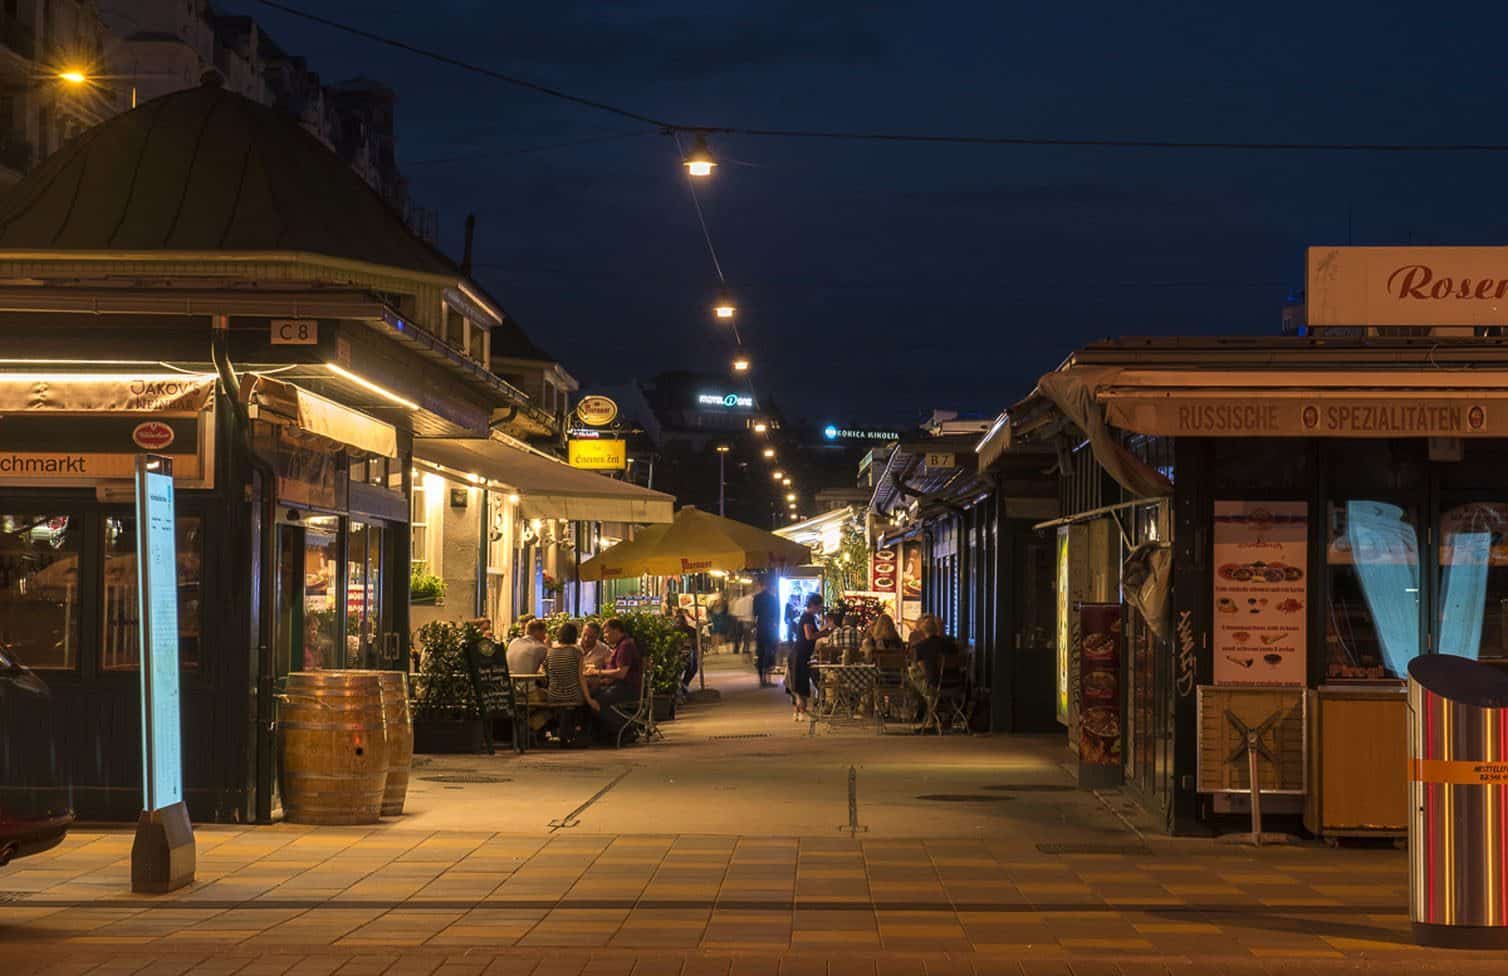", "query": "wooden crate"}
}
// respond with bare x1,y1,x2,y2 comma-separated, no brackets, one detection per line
1303,689,1407,837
